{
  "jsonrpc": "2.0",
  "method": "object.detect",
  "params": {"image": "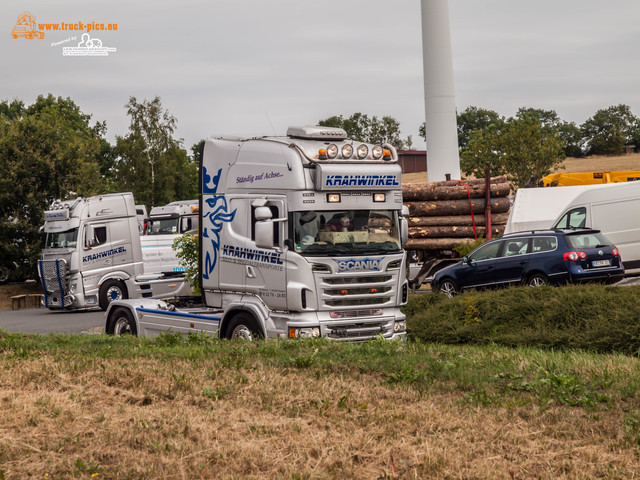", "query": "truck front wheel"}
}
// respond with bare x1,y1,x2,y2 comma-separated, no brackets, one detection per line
107,307,138,336
225,312,262,341
99,279,128,310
